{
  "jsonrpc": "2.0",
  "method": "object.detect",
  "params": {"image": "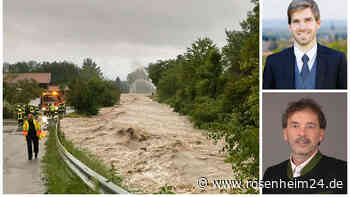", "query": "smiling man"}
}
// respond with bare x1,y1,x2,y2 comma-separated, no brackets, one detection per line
263,0,347,89
263,98,347,194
